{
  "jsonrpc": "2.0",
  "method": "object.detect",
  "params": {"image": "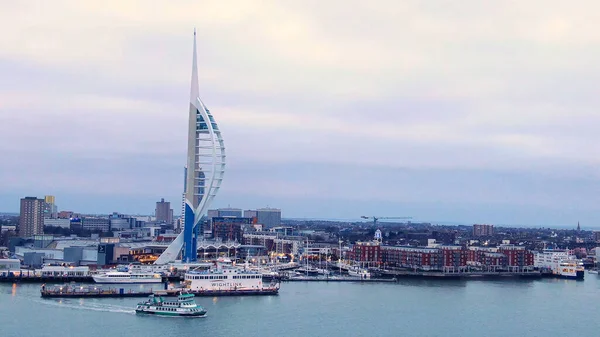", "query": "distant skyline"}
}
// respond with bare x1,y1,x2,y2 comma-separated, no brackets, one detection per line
0,190,590,230
1,1,600,228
